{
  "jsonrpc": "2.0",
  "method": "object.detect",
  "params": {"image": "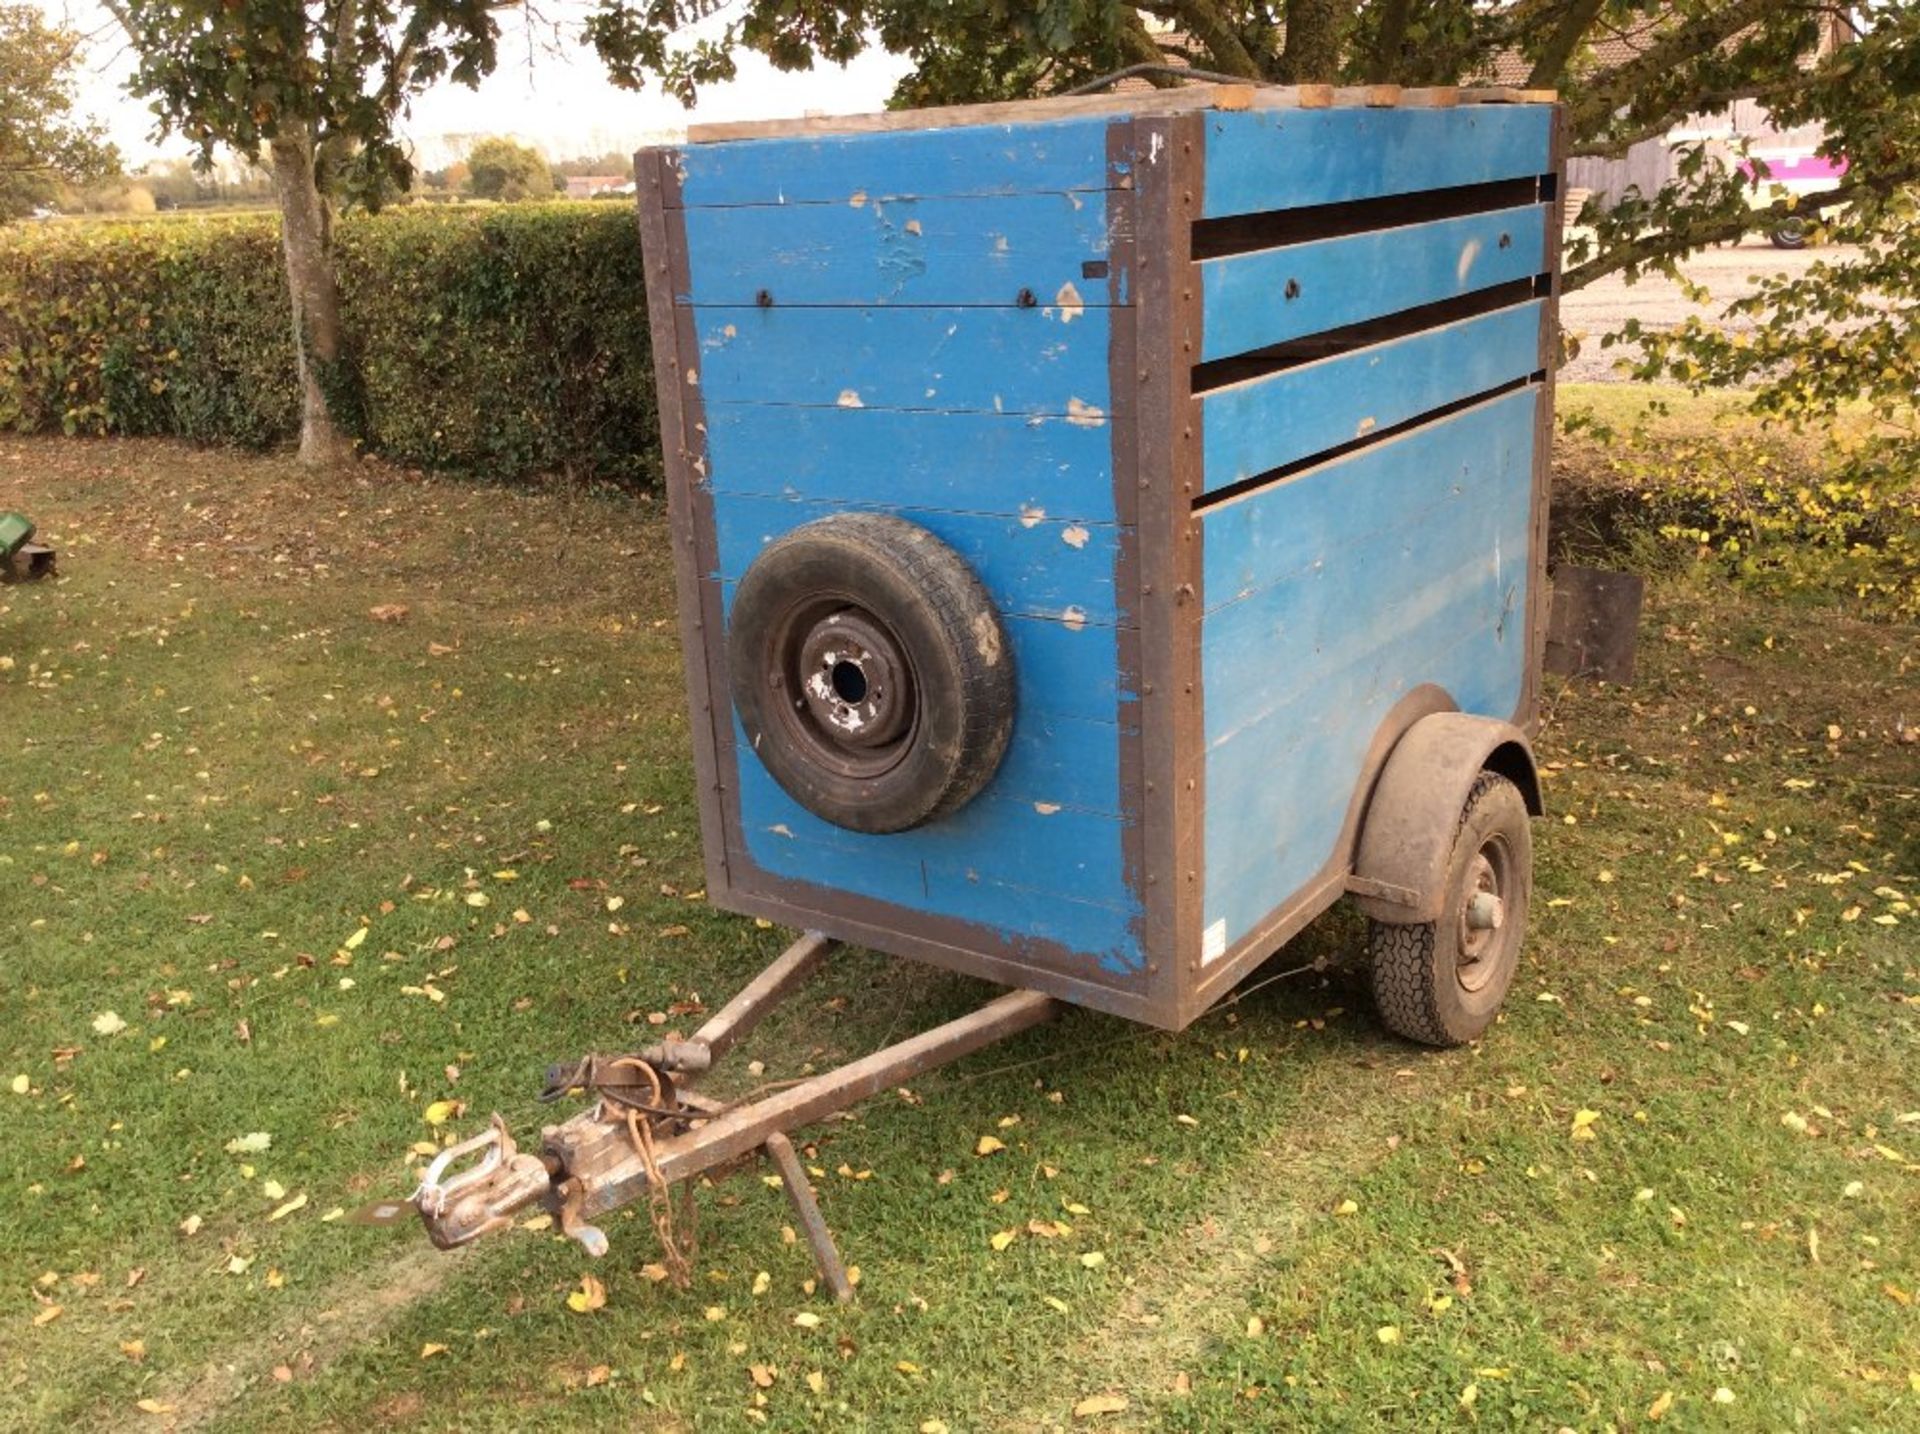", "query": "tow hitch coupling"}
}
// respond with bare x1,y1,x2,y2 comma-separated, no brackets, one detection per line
414,1115,555,1250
